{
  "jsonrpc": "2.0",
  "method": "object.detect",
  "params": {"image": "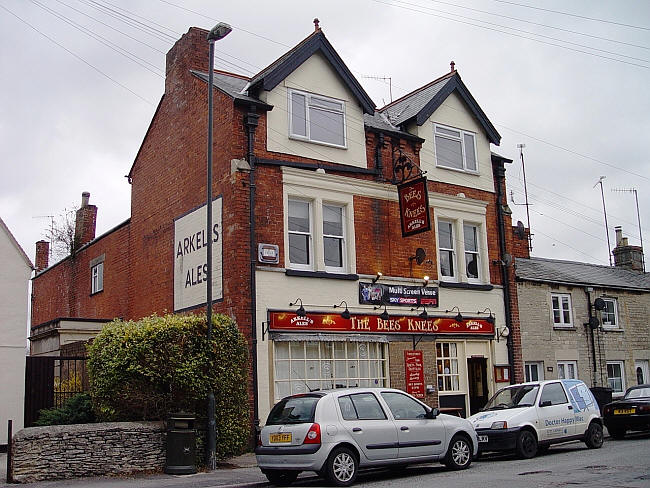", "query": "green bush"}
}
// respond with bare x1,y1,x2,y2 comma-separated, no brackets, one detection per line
35,393,96,426
87,313,250,459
